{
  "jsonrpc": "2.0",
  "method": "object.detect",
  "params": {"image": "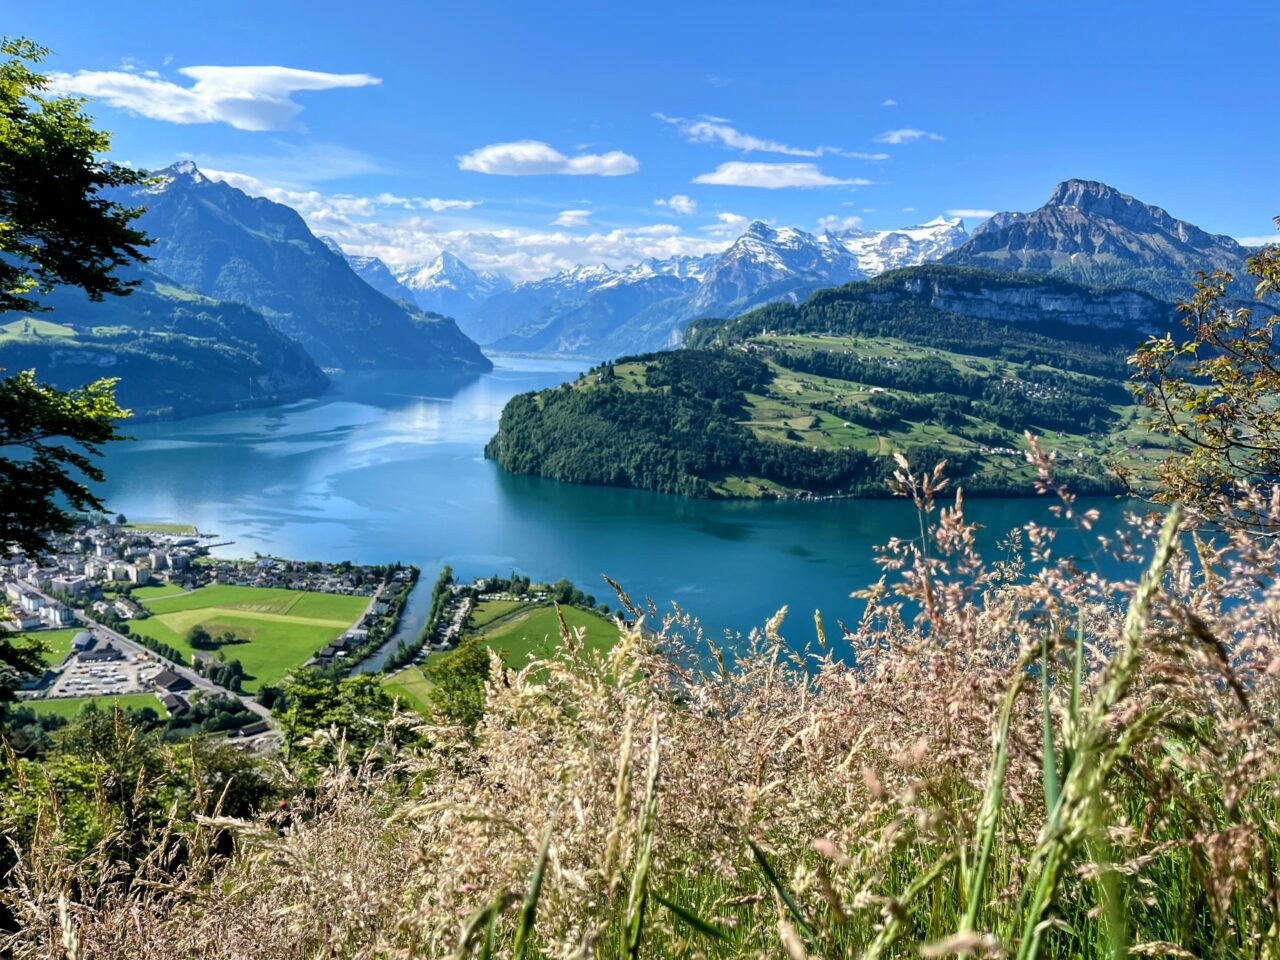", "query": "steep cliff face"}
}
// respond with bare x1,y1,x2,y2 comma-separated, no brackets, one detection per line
684,264,1172,350
879,269,1170,330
